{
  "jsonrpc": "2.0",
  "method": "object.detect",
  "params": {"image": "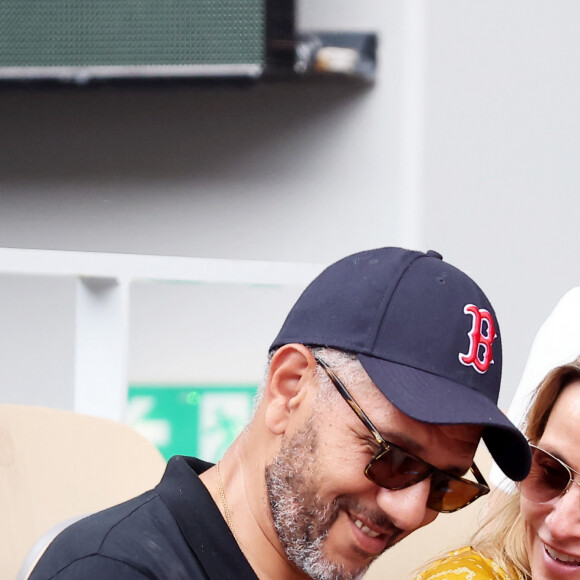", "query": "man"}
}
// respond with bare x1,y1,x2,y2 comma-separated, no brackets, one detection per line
29,247,530,580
